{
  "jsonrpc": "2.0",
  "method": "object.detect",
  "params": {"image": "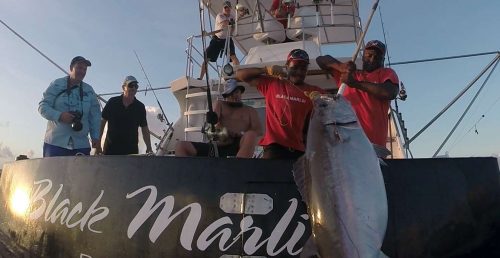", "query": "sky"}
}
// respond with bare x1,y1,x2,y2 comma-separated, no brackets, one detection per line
1,0,499,167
